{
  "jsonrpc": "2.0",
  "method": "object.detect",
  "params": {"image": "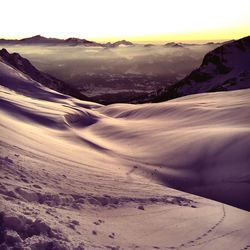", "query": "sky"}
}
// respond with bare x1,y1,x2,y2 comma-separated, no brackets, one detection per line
1,0,250,43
